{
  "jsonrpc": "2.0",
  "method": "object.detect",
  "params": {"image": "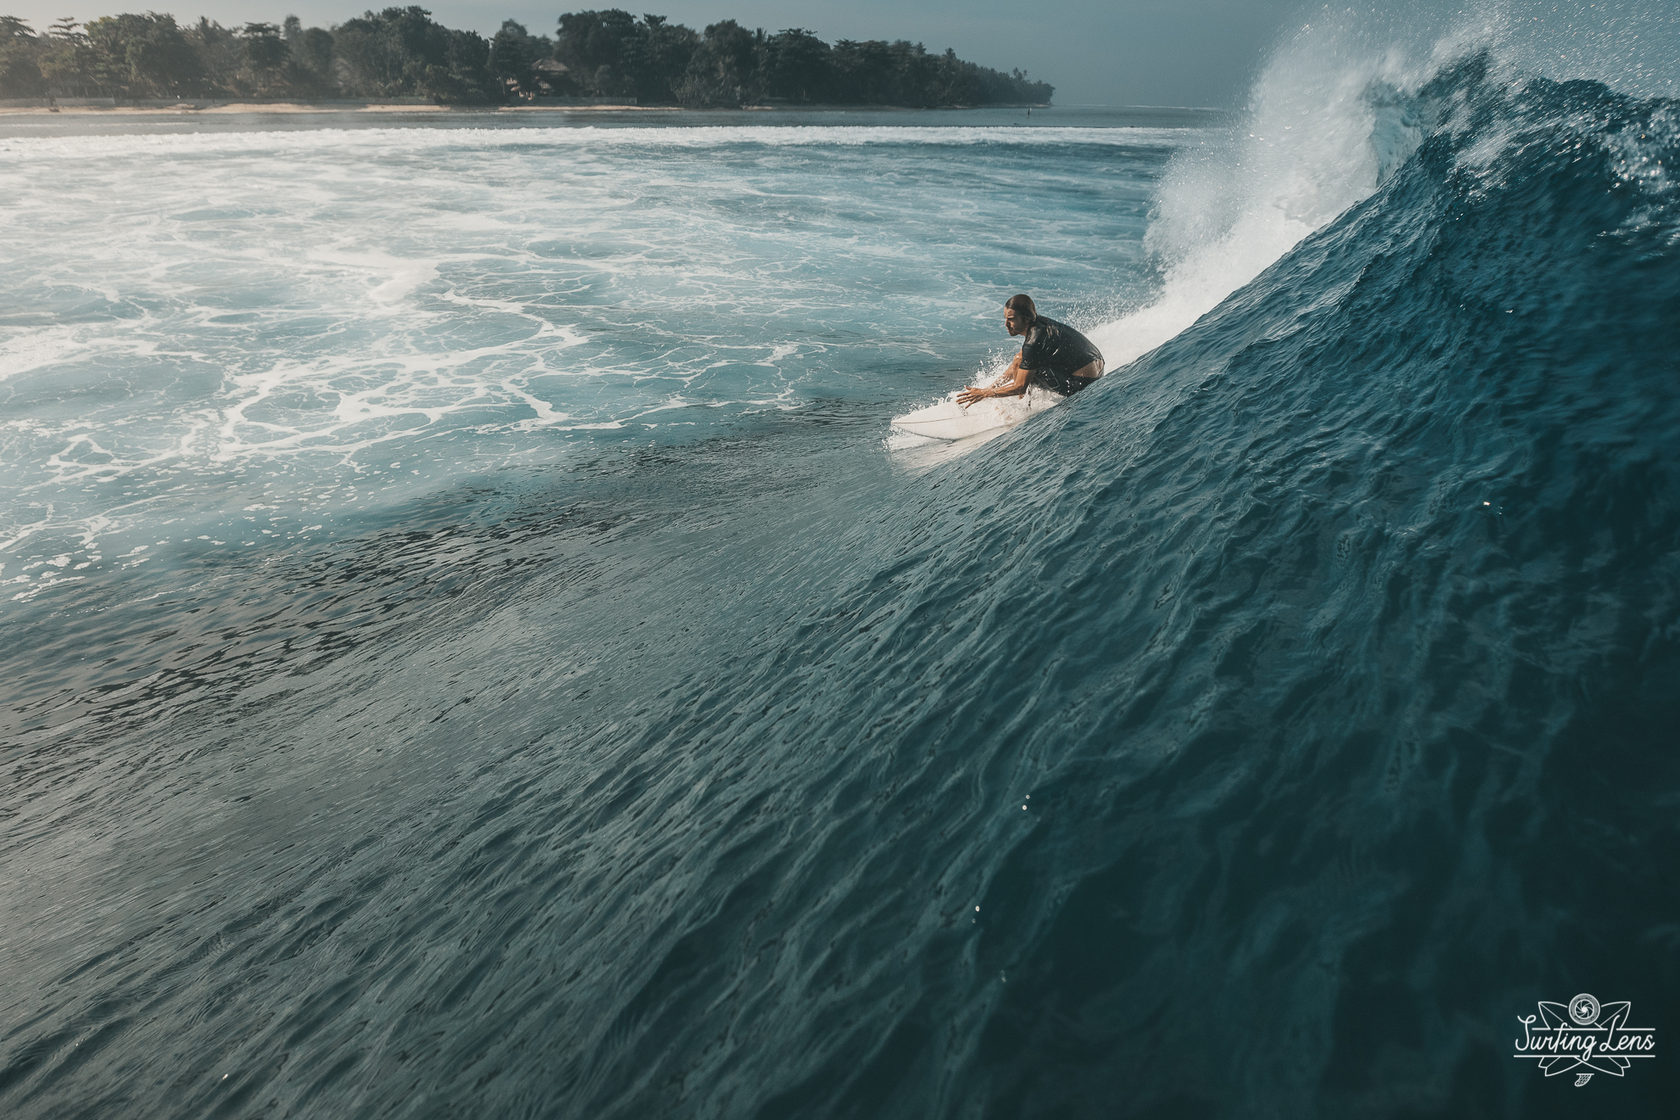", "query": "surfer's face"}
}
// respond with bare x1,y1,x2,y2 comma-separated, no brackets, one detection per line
1004,308,1026,336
